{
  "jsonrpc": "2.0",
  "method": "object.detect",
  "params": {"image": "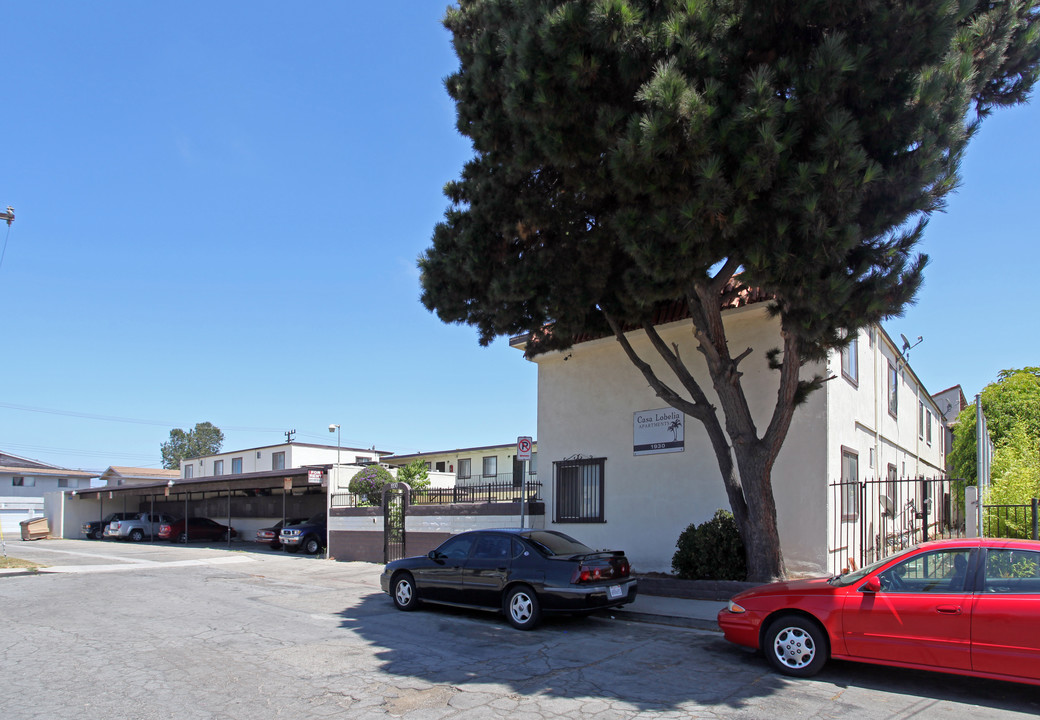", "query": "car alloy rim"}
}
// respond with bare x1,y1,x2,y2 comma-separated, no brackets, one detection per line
773,626,815,669
396,580,412,605
510,592,532,623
